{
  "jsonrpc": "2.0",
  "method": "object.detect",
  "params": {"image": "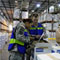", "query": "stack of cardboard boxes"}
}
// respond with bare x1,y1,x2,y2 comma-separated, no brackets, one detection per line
56,27,60,43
